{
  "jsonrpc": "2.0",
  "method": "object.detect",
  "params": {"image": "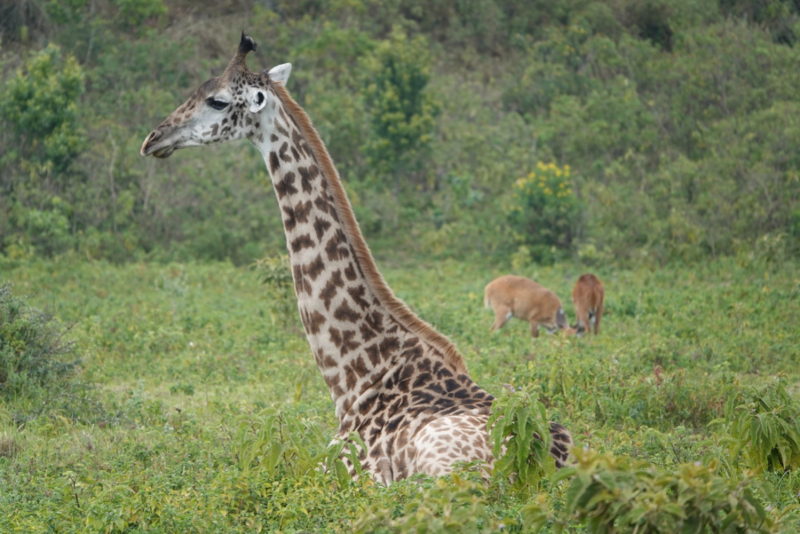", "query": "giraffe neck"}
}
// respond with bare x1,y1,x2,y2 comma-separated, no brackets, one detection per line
250,83,468,427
